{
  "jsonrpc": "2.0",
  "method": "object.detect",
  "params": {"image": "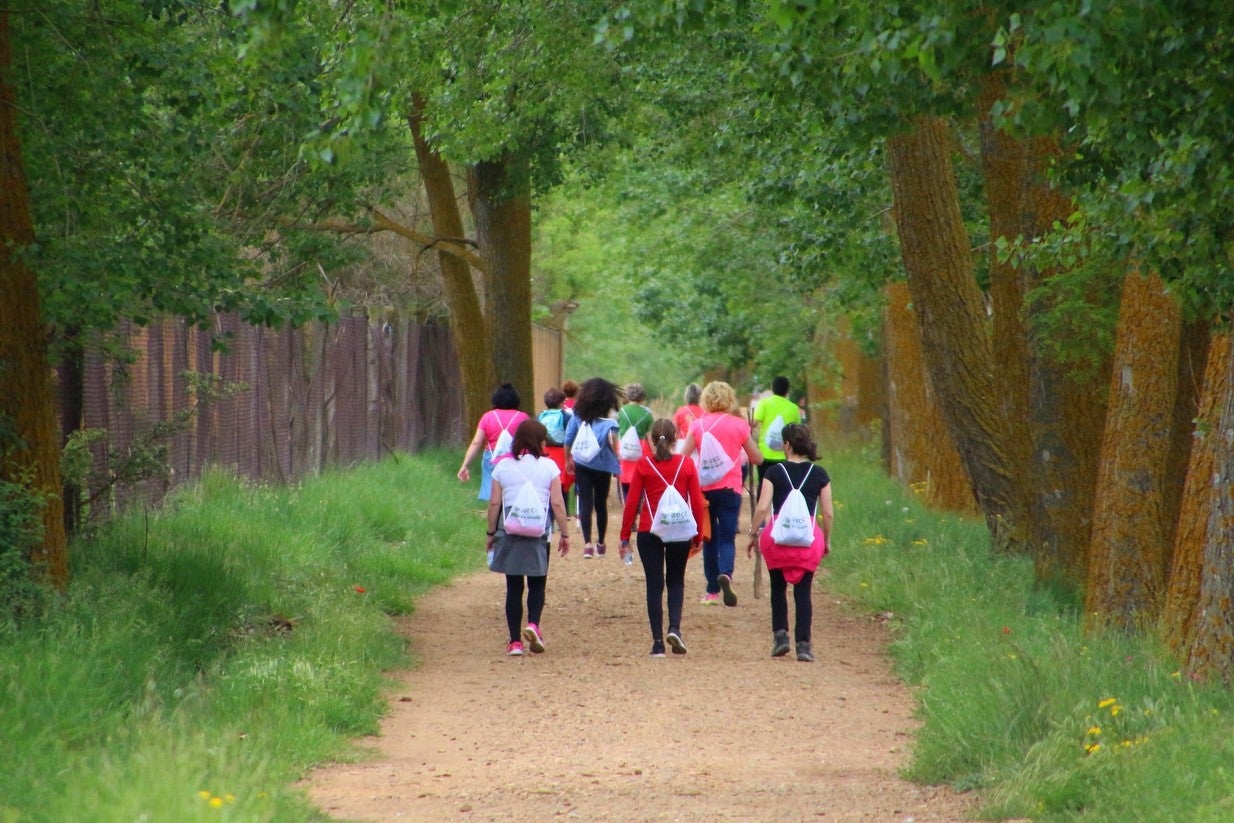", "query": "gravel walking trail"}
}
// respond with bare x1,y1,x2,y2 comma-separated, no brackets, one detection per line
307,502,977,822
